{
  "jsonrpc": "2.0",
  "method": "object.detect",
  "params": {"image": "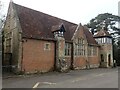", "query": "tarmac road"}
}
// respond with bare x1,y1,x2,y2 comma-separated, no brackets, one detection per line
2,67,118,88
